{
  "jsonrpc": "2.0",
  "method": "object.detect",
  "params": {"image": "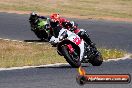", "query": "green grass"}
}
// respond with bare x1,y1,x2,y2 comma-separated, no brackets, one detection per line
0,39,66,68
0,39,126,68
0,0,132,19
99,48,126,60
